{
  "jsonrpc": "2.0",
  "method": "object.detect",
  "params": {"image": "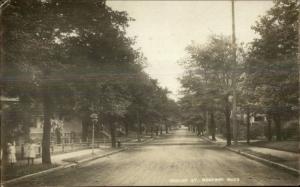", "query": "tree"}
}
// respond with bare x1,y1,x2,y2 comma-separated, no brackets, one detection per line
246,0,299,141
2,0,139,163
3,0,180,162
178,93,205,136
179,35,244,144
3,0,70,164
125,72,177,141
